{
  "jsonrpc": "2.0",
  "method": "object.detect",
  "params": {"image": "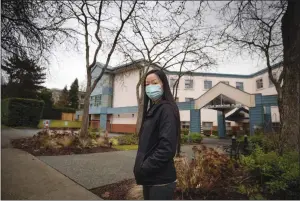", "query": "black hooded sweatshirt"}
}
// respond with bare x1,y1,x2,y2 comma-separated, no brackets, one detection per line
133,100,179,186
